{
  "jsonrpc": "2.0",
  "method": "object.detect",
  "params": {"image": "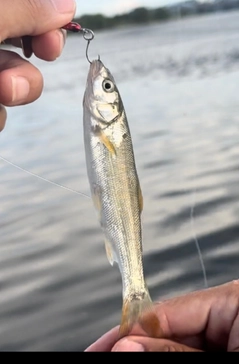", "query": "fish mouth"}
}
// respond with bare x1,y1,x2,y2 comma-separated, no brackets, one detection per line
88,59,104,80
85,59,104,94
84,59,105,109
83,59,104,109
